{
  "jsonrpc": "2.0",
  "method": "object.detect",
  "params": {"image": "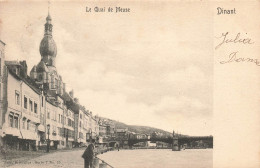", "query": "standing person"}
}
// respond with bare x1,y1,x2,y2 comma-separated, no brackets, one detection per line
82,139,95,168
